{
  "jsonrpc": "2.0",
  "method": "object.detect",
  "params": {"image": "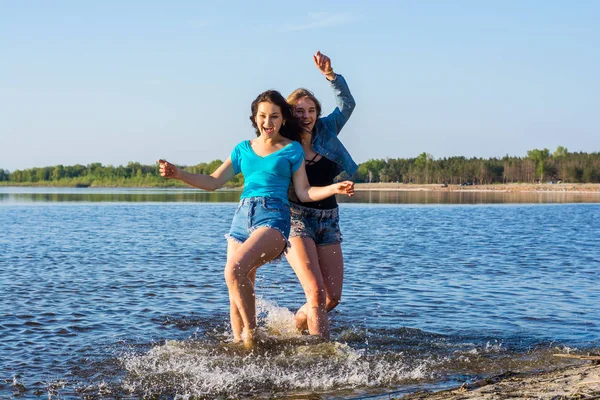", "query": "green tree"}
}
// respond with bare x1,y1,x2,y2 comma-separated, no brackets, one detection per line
553,145,569,158
51,165,65,180
552,146,569,182
356,159,386,182
414,152,434,183
527,148,550,182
